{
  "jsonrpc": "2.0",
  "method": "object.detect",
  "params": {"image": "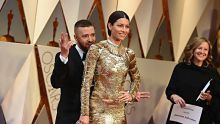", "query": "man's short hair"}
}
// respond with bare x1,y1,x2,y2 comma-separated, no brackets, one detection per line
74,20,94,32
